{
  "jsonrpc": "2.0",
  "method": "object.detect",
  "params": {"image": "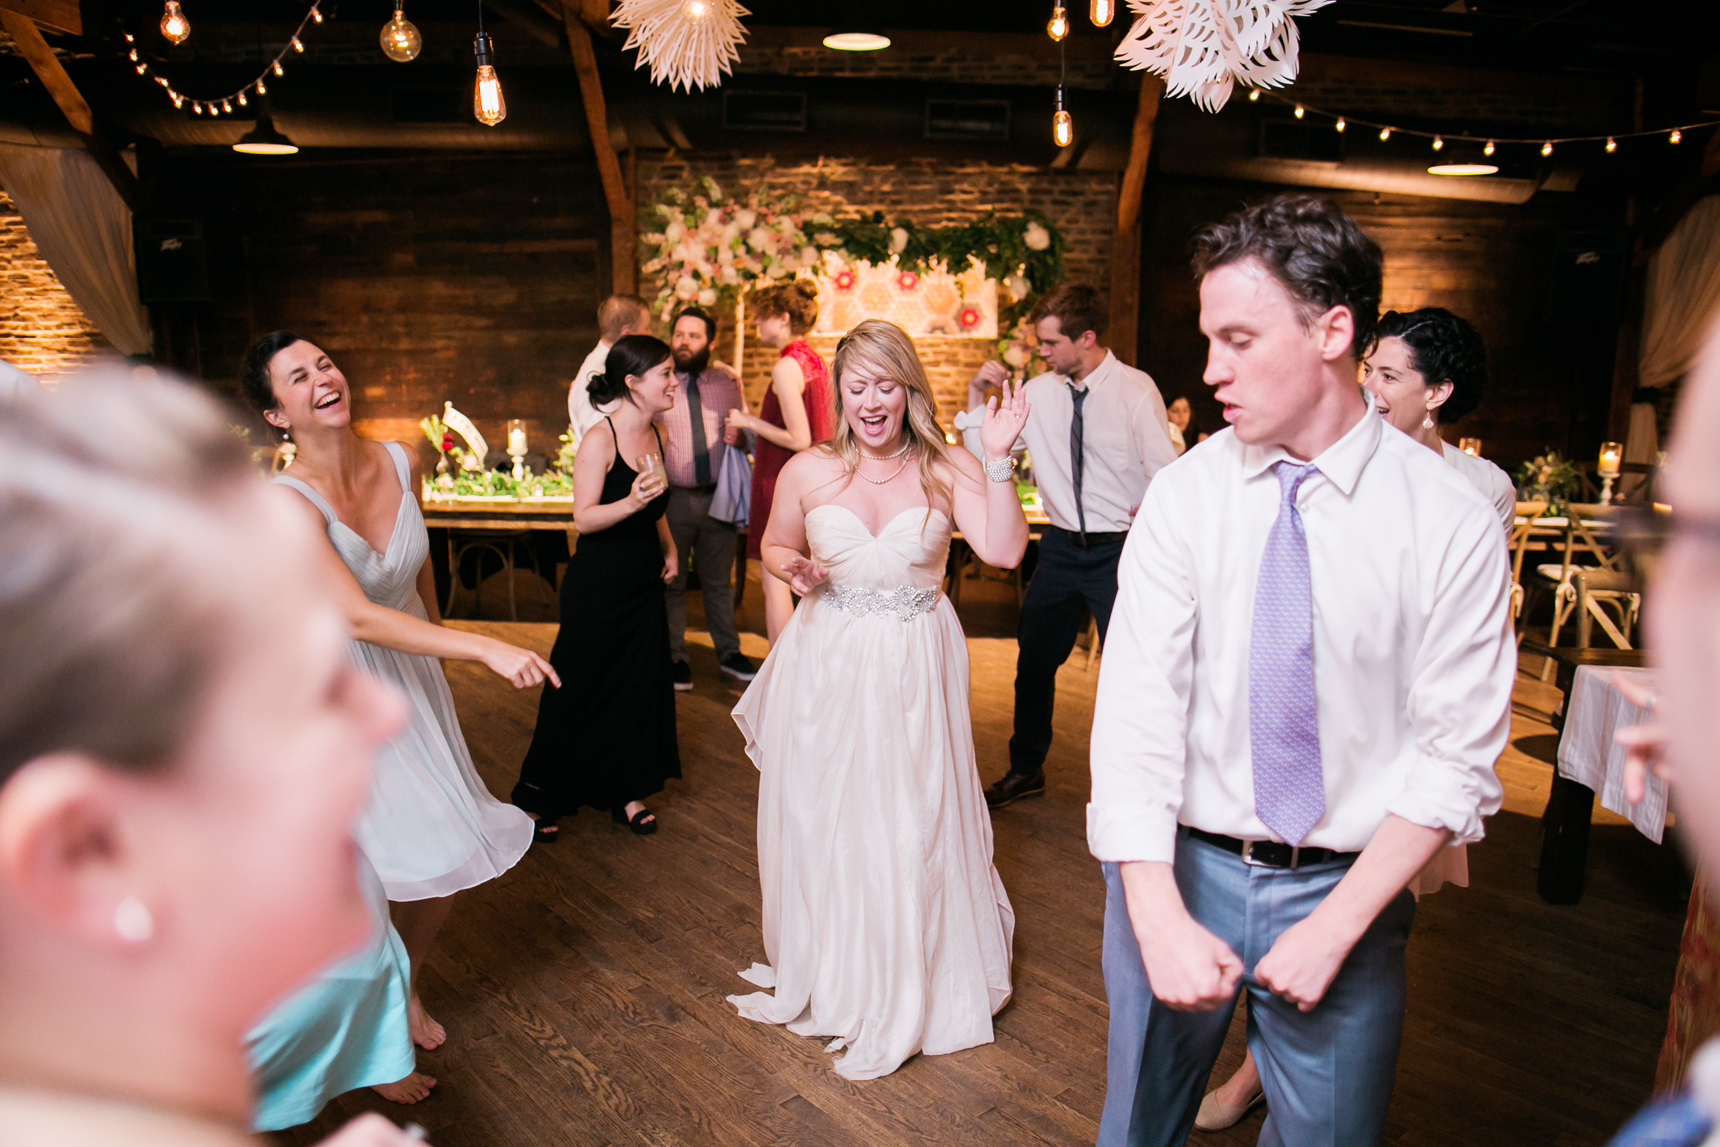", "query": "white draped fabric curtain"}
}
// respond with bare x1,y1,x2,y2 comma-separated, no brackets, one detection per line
1640,194,1720,390
0,144,151,356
